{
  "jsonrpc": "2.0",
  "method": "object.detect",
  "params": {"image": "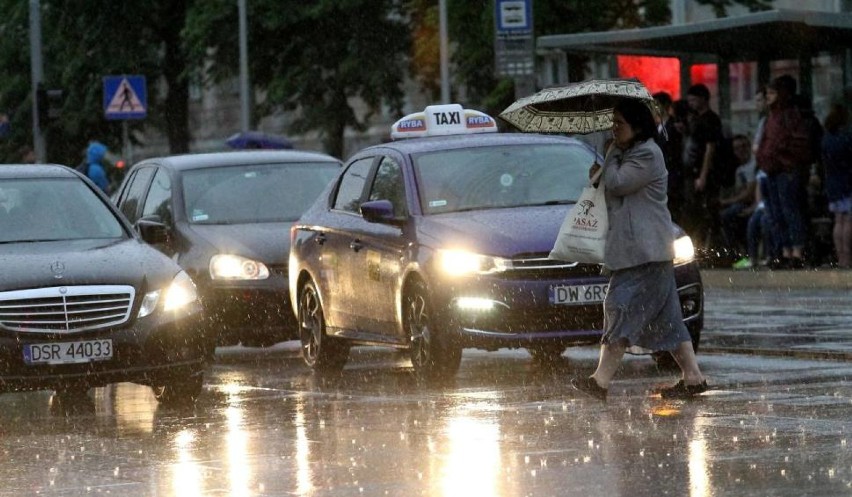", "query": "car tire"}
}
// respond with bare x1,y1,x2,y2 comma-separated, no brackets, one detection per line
298,279,349,373
527,344,566,363
53,386,90,403
406,281,462,381
151,374,203,405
